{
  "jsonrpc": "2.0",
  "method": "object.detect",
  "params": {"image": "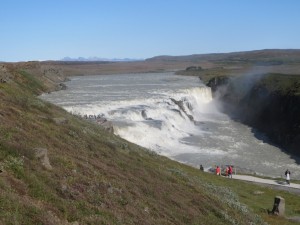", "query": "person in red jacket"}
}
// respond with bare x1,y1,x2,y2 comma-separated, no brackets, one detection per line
216,166,221,176
228,165,233,178
225,166,229,177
